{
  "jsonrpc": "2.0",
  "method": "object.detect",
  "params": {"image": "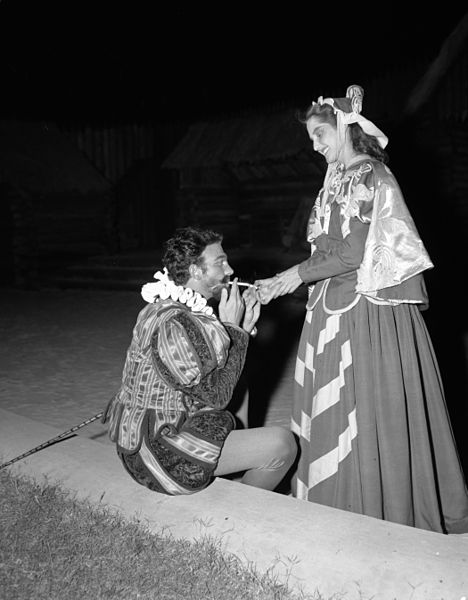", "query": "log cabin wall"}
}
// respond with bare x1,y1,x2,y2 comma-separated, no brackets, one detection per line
237,180,320,249
232,156,325,249
60,121,188,251
172,159,325,249
0,120,115,287
32,191,114,259
163,109,326,249
173,165,239,246
7,187,114,287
